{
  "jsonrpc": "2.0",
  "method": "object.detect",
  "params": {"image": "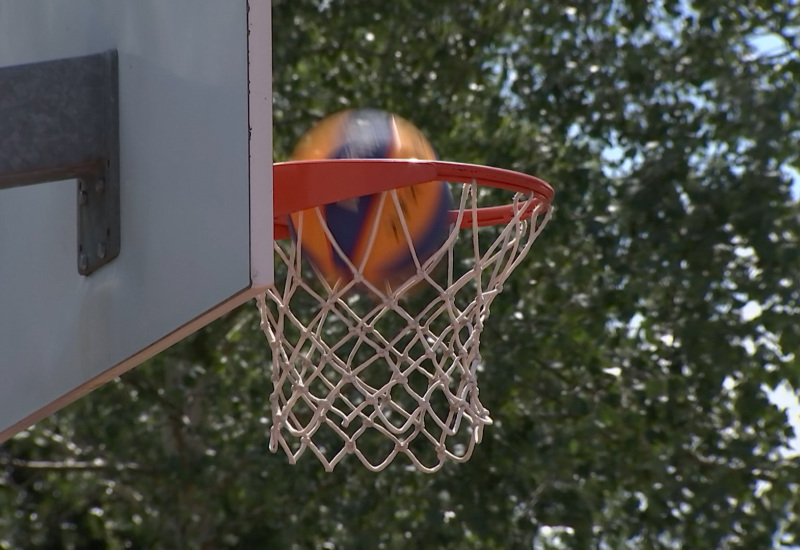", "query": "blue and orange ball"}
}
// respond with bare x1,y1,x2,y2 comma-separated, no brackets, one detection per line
289,109,451,289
